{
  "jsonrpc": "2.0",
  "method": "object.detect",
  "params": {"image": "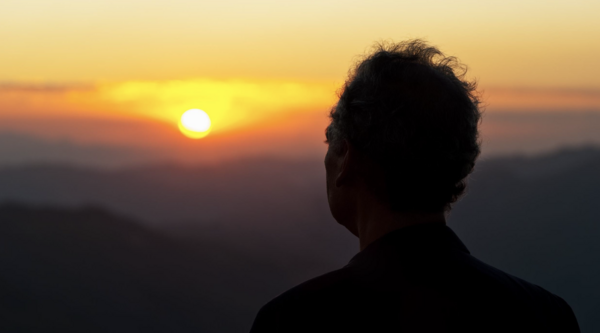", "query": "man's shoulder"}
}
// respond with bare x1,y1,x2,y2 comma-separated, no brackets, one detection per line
251,229,580,332
464,253,565,304
251,254,579,333
249,267,356,333
456,252,580,330
265,266,355,309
